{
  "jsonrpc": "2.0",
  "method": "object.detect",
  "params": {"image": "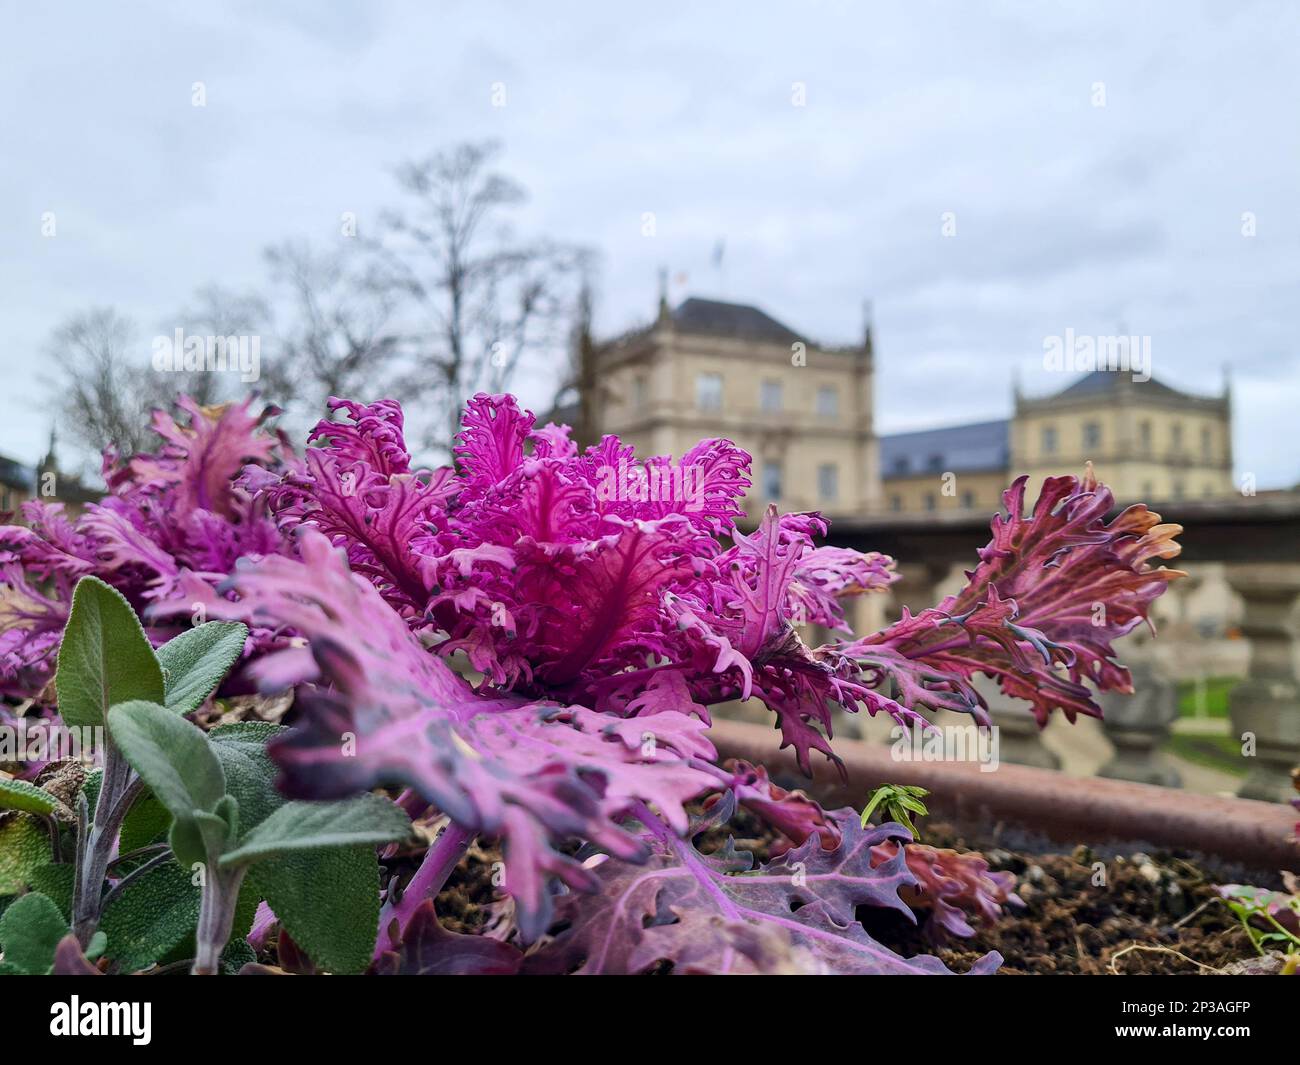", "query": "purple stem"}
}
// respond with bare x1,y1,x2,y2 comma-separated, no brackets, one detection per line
373,822,474,958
